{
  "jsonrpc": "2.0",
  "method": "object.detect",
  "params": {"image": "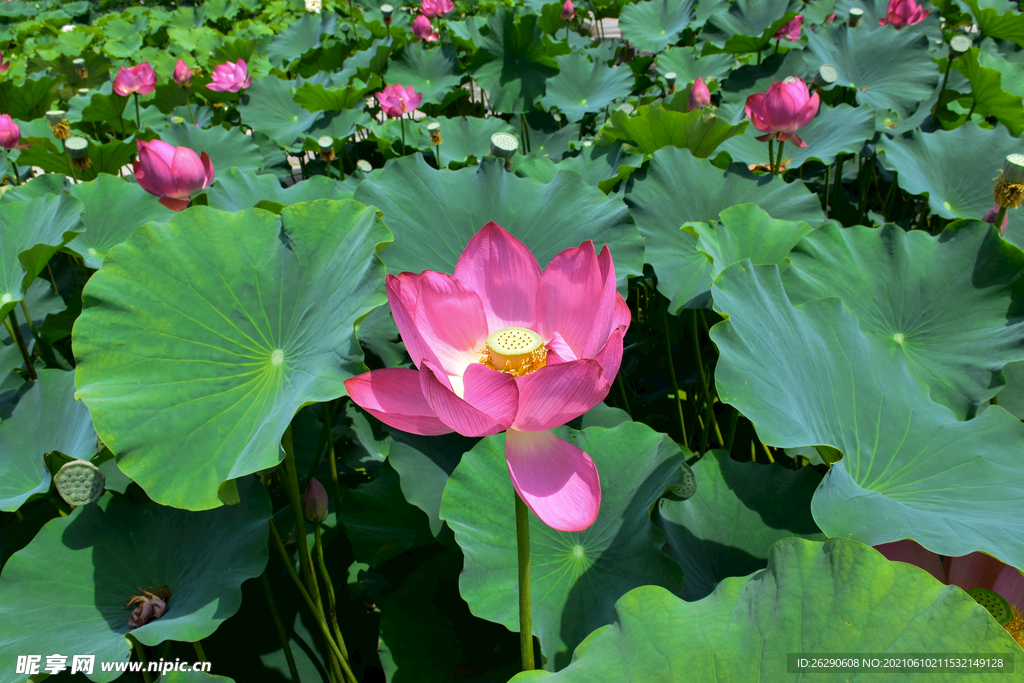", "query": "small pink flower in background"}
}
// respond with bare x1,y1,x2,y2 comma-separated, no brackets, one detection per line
113,63,157,96
344,222,630,532
412,15,440,41
562,0,576,21
0,114,27,150
420,0,453,17
133,139,214,211
983,204,1010,236
876,540,1024,647
0,50,9,73
744,76,819,147
773,14,803,41
688,77,710,111
375,84,422,118
303,478,329,523
207,59,251,93
172,59,193,87
824,12,836,22
879,0,928,28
